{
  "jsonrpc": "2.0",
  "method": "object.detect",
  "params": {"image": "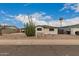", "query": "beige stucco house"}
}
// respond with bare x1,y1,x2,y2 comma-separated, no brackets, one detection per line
35,25,58,37
35,24,79,37
71,28,79,35
59,24,79,35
